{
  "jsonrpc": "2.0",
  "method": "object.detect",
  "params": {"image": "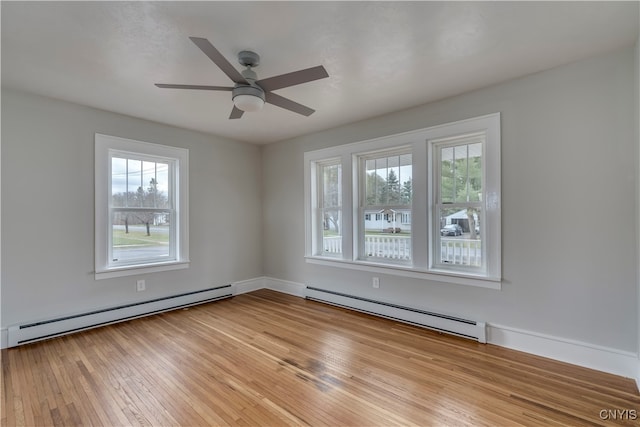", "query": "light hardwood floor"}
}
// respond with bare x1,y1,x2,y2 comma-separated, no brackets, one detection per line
2,289,639,426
